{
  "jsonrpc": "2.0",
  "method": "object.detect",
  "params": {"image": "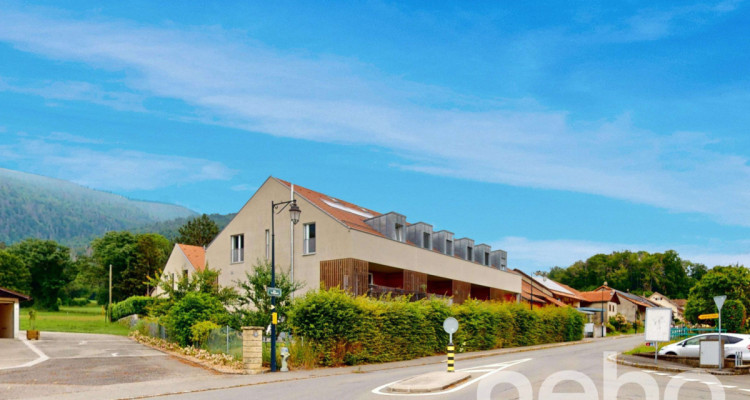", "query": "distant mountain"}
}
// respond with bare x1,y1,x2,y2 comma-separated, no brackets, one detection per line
0,168,198,247
134,213,236,241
